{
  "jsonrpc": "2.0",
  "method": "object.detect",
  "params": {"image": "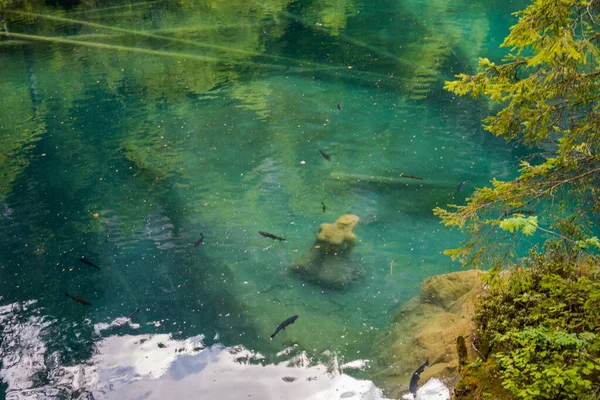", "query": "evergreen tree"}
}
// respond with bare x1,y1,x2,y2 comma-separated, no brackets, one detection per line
435,0,600,268
438,2,600,398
